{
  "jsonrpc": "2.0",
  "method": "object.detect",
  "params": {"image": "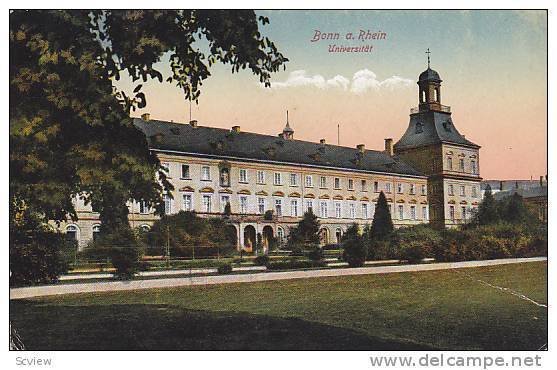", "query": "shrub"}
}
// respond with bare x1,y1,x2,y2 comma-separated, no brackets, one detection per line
342,223,367,267
217,263,233,274
366,239,394,260
307,246,323,261
391,225,440,263
93,227,144,280
266,259,326,271
254,255,270,266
